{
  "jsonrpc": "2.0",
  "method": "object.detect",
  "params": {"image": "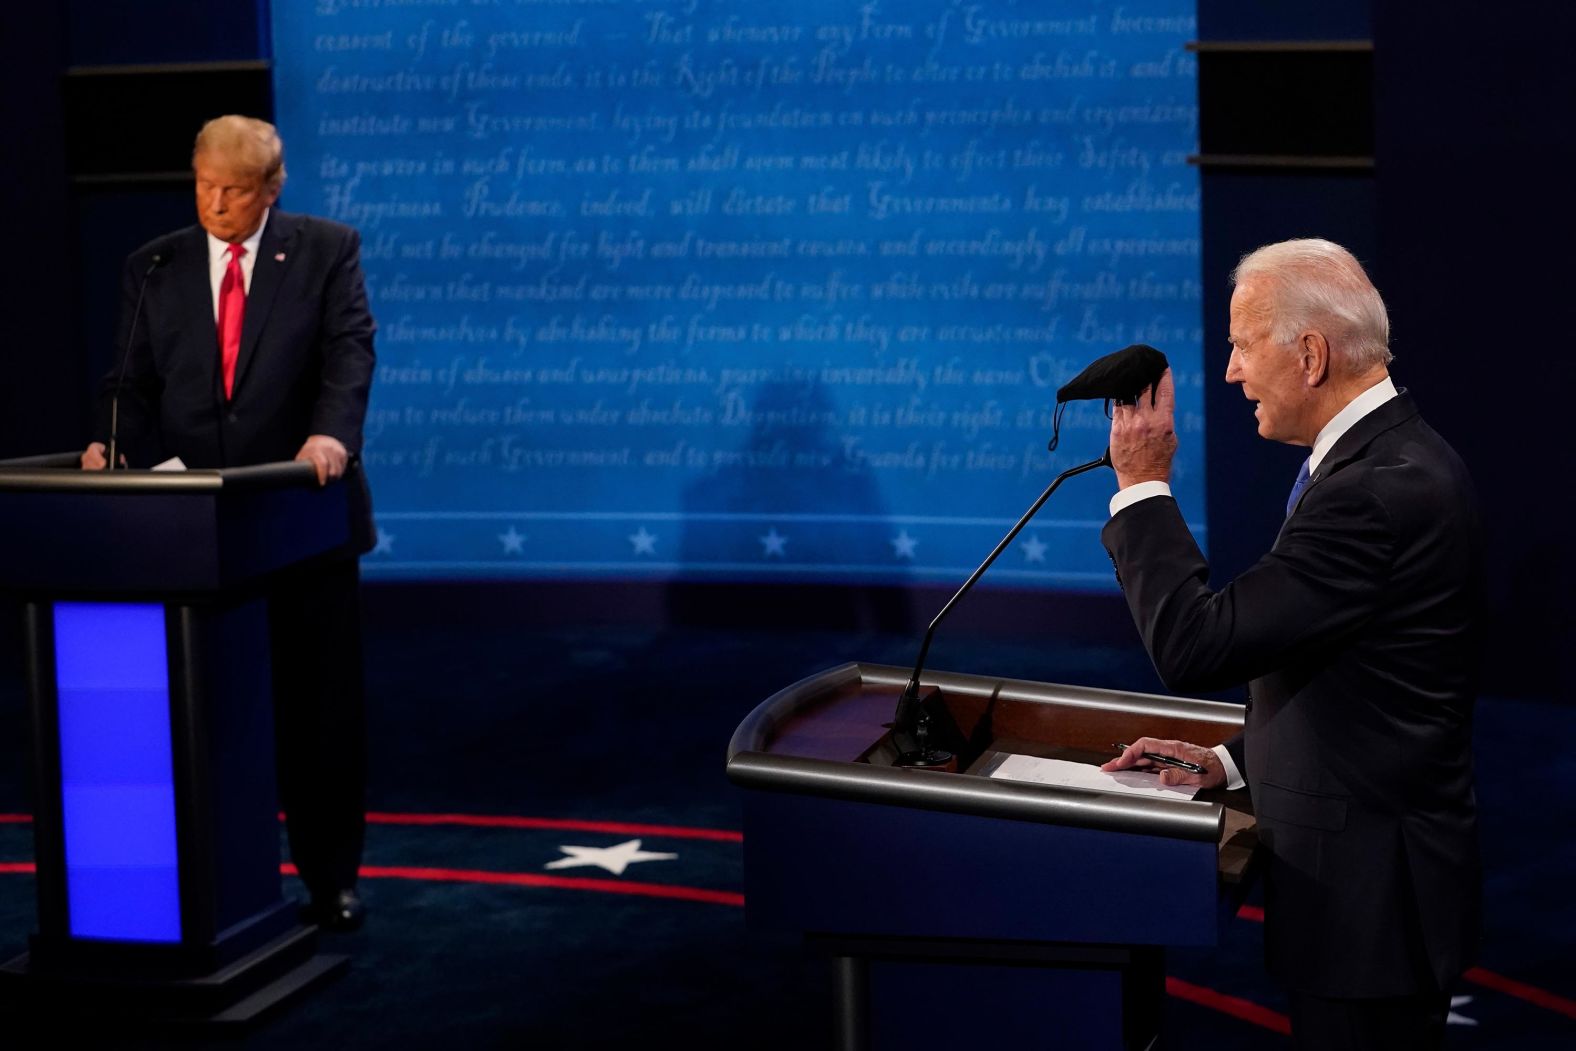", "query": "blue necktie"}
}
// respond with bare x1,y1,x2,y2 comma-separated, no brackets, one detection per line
1285,458,1311,517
